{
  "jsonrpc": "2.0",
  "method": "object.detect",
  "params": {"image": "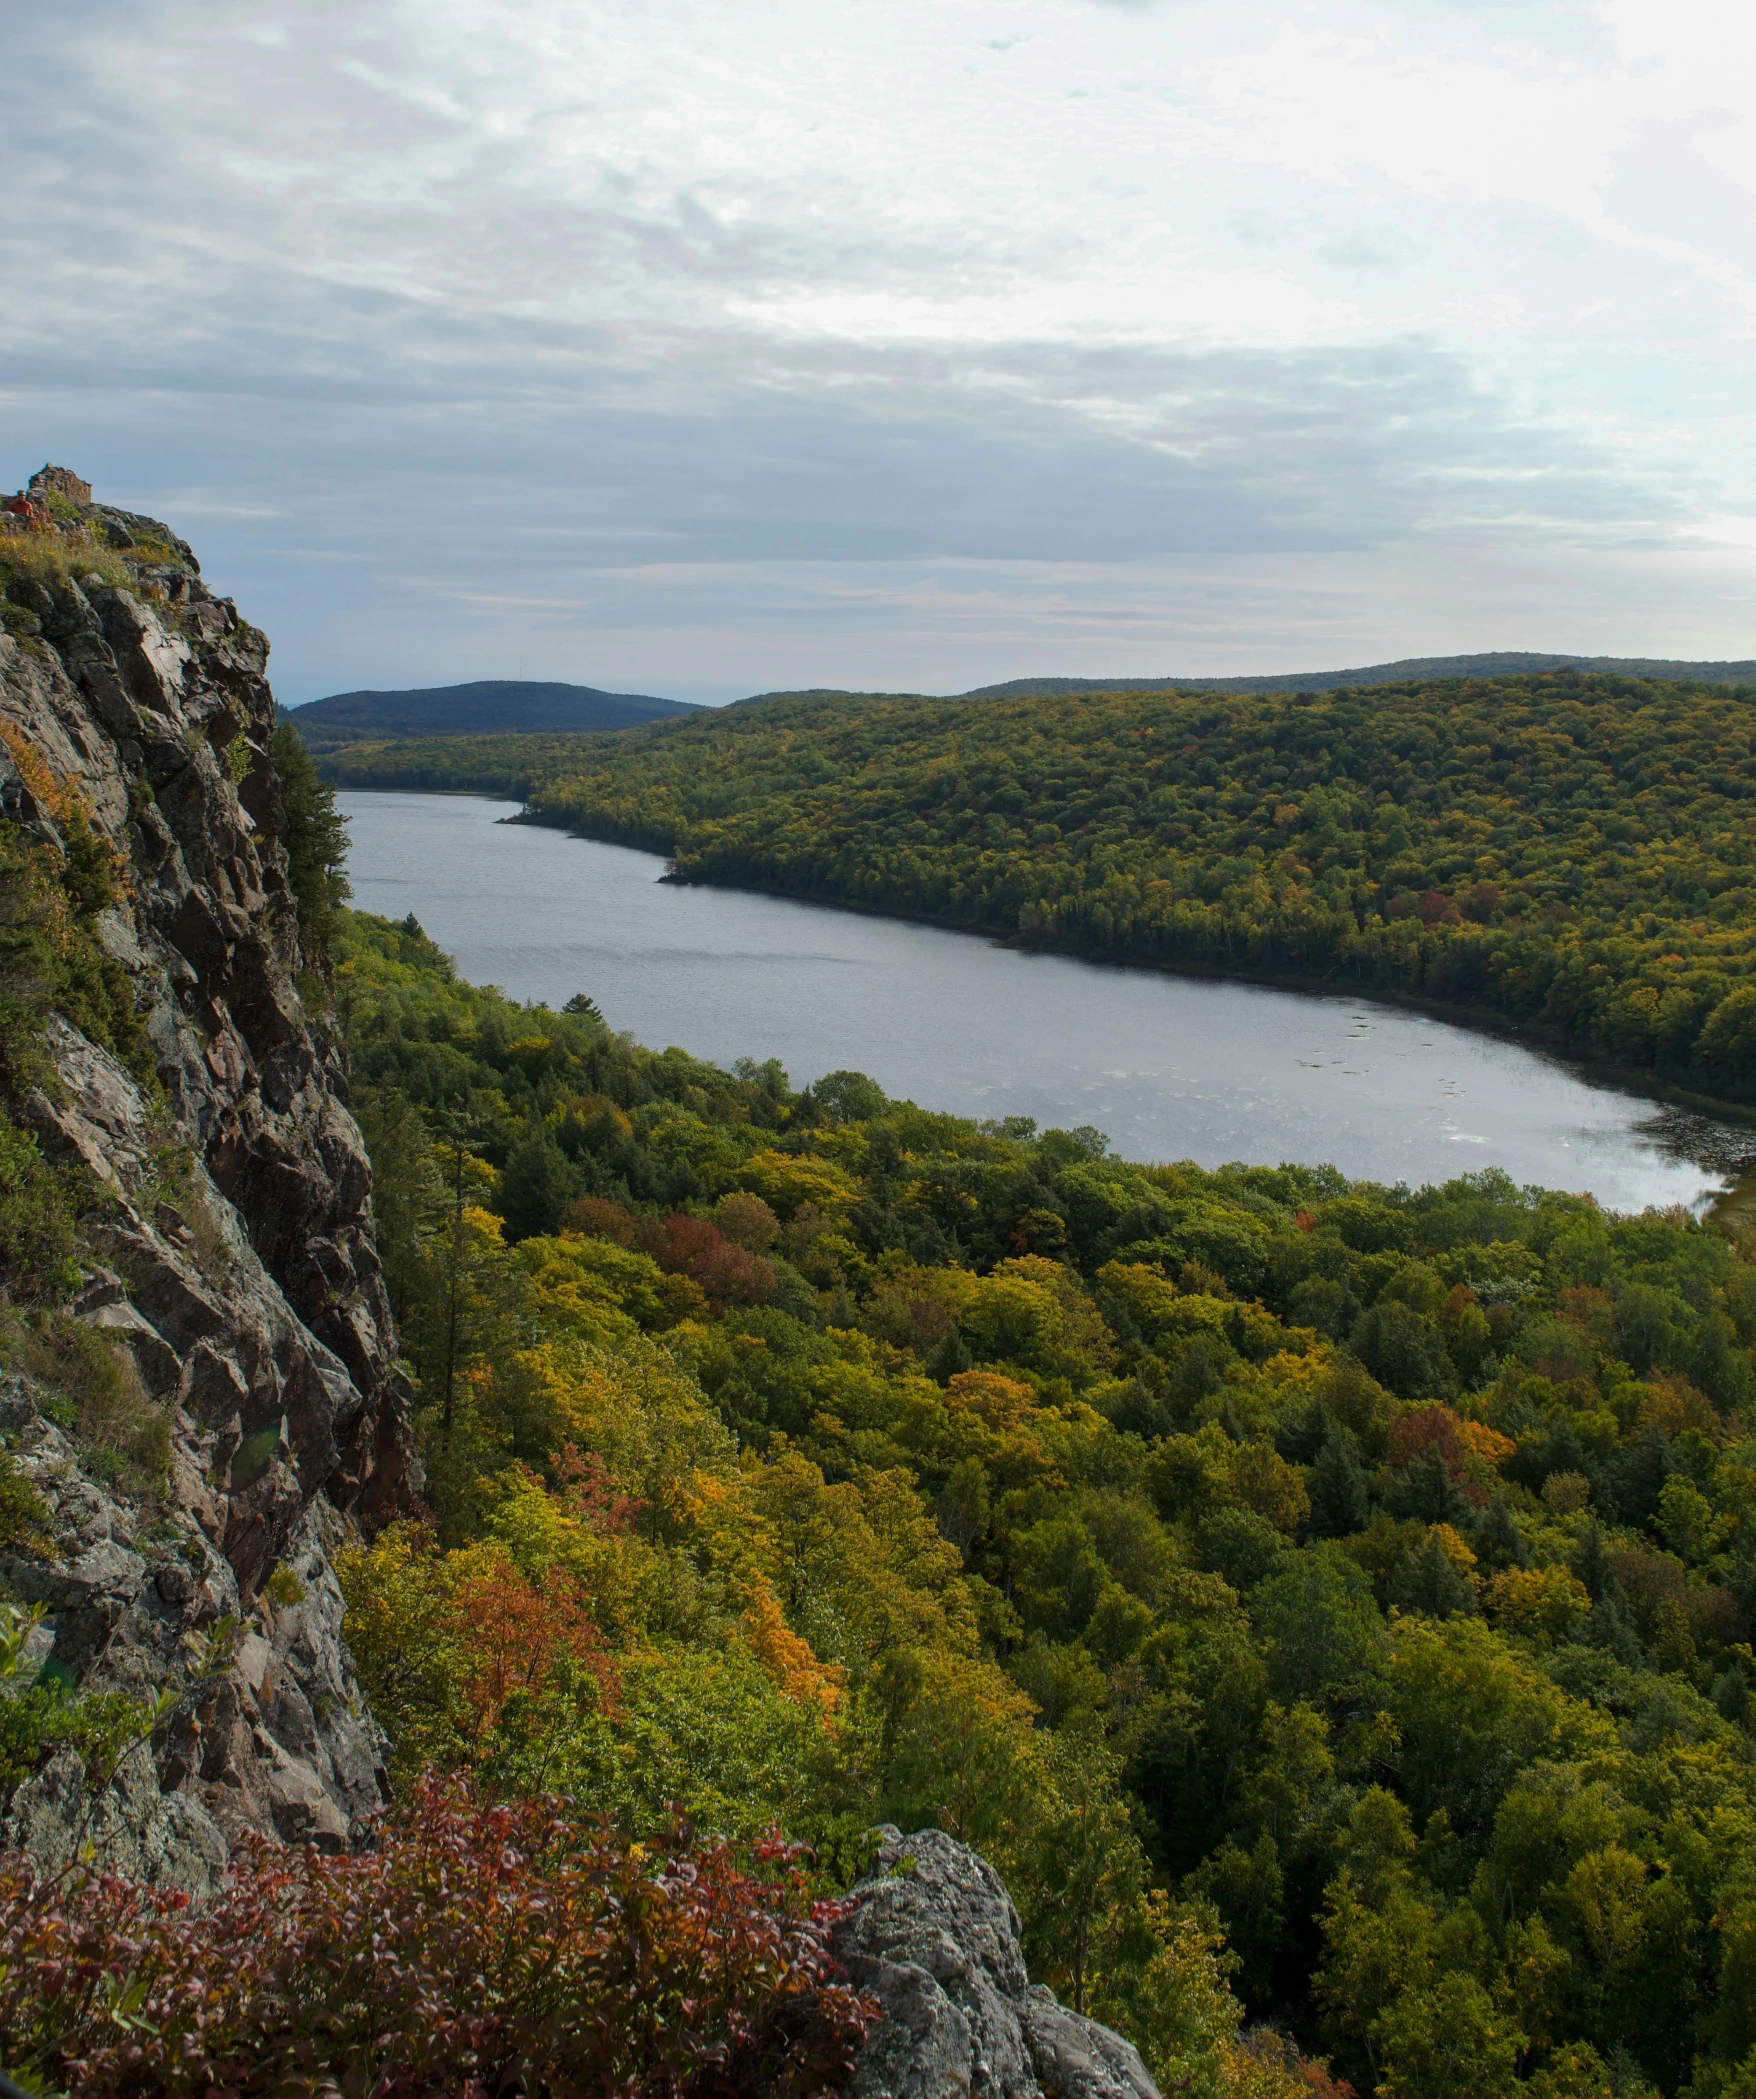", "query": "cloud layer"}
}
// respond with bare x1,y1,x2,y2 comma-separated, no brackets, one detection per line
5,0,1755,700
